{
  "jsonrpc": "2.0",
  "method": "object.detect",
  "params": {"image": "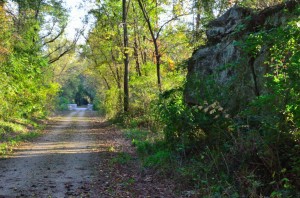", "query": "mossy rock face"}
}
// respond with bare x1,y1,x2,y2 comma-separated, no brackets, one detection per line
184,1,299,113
